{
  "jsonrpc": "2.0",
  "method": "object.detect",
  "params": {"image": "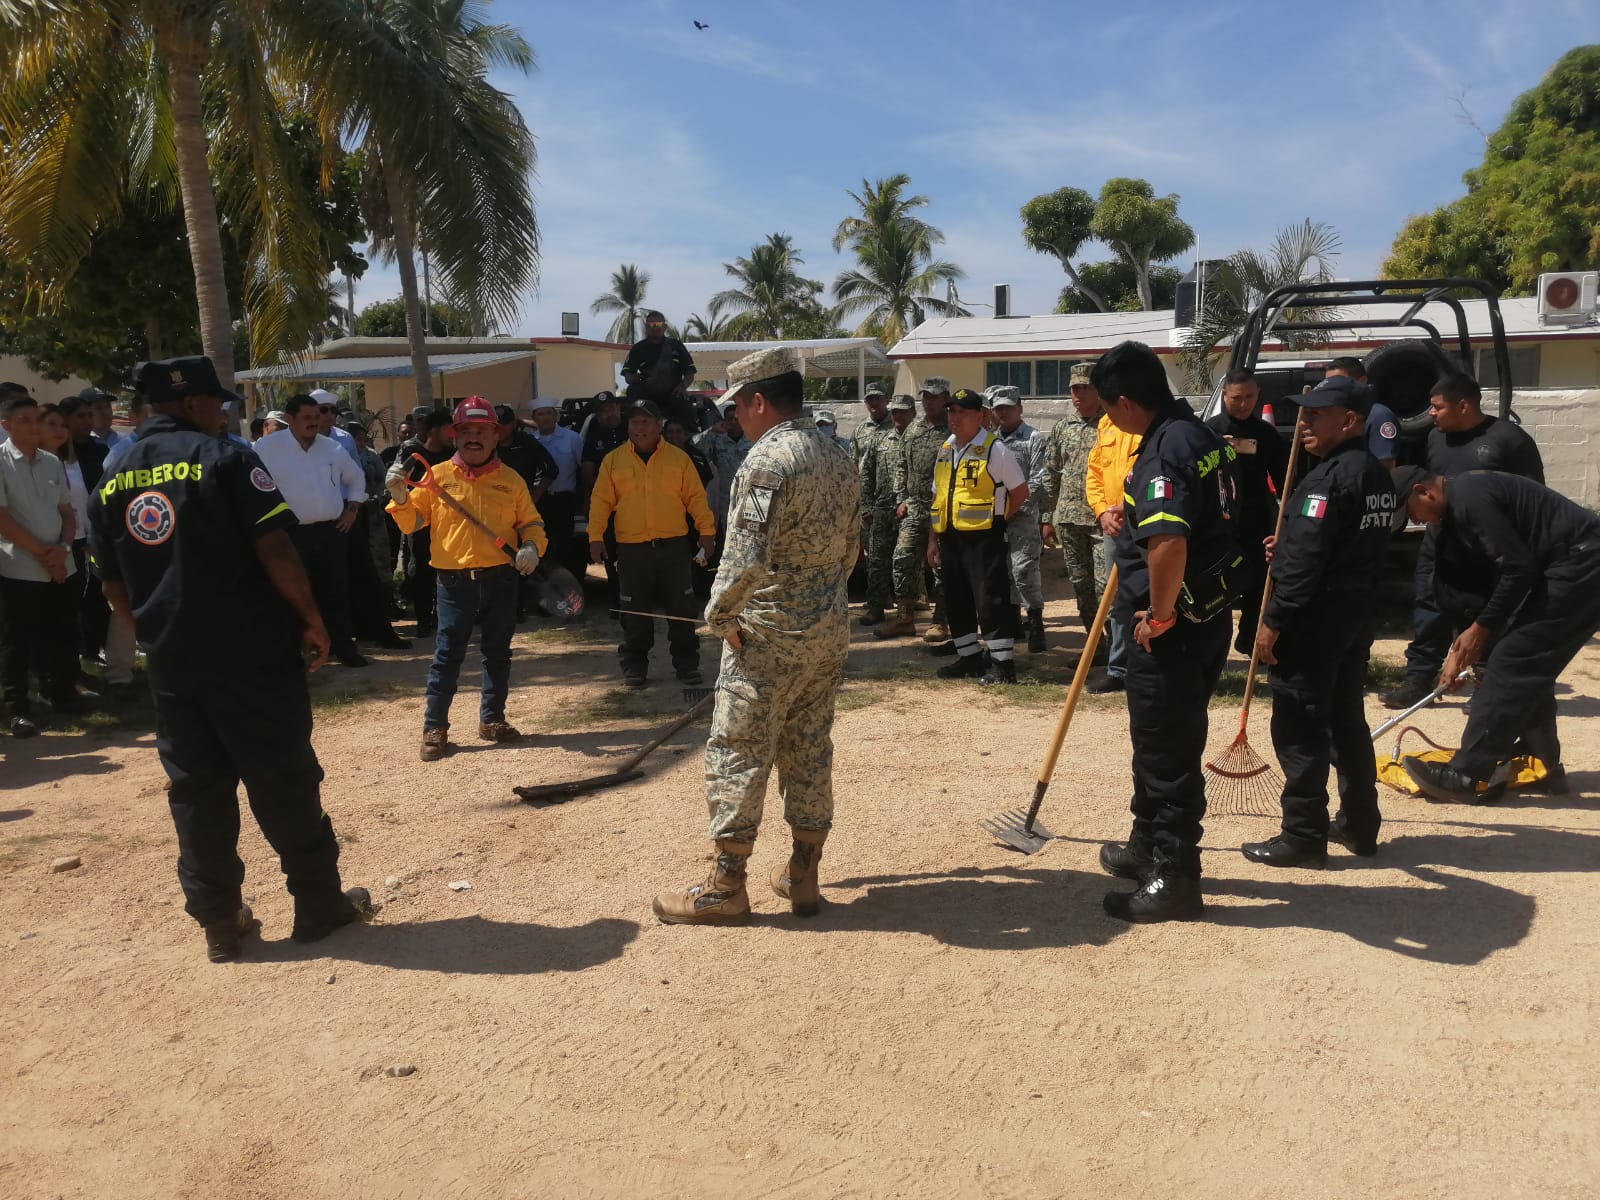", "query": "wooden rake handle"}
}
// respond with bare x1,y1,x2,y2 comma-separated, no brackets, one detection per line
1038,565,1119,788
1234,413,1306,732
